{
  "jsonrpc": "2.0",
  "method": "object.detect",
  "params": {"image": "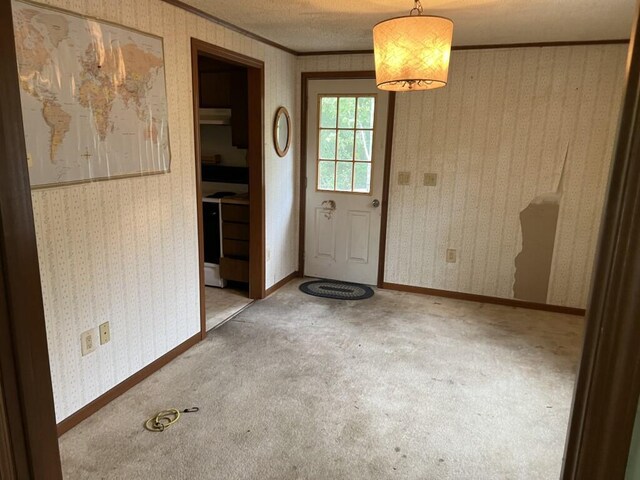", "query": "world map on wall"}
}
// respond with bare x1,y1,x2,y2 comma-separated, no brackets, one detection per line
12,1,171,188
